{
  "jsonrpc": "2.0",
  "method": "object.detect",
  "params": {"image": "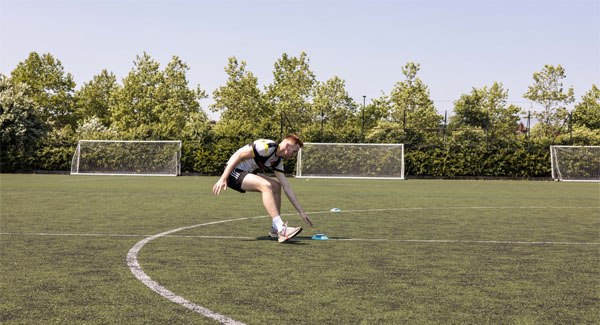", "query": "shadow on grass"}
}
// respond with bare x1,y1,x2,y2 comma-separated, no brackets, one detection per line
253,235,347,243
252,235,308,244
